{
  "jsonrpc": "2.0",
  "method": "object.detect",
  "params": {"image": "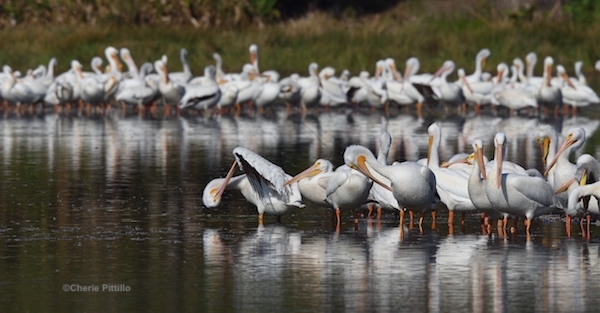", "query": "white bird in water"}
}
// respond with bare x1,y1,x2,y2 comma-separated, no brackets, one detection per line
284,158,335,207
202,147,304,223
343,145,438,228
484,132,558,234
